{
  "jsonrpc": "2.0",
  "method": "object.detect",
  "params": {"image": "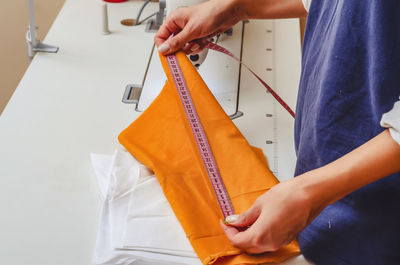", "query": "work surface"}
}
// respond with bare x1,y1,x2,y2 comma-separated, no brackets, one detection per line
0,0,301,264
